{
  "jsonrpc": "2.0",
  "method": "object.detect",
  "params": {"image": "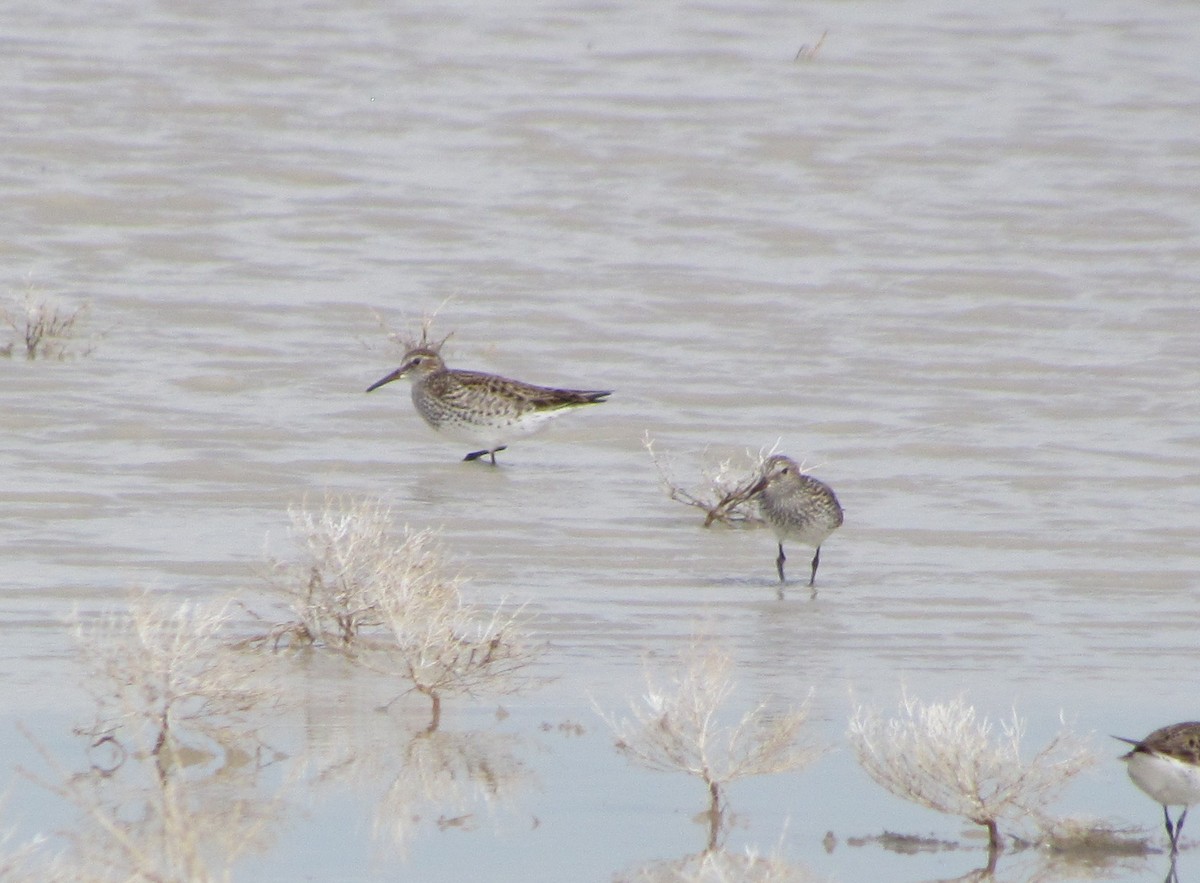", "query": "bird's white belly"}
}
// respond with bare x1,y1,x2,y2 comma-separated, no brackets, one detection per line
428,408,561,448
1127,752,1200,807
